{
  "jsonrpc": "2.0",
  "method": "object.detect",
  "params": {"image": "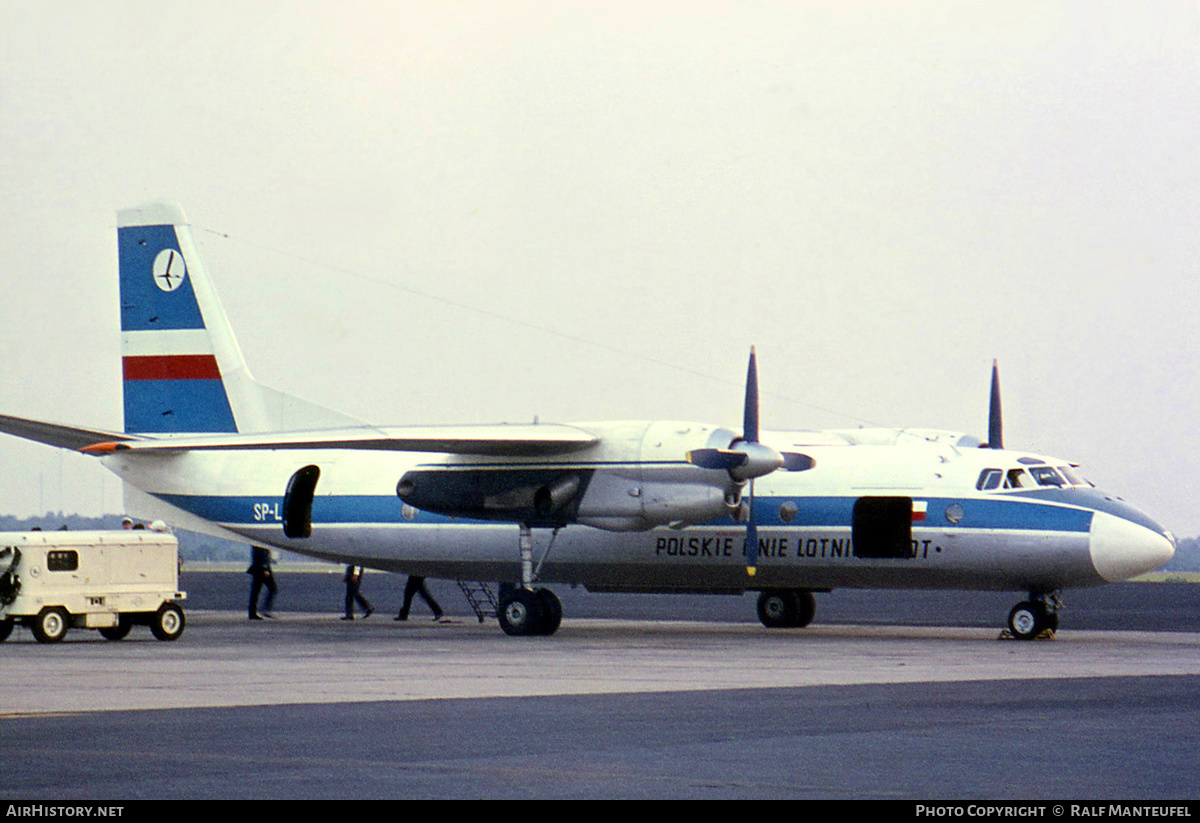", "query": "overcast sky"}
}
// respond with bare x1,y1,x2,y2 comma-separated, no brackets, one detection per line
2,1,1198,535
